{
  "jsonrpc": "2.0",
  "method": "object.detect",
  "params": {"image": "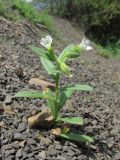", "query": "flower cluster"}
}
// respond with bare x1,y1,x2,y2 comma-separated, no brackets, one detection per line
40,35,93,51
